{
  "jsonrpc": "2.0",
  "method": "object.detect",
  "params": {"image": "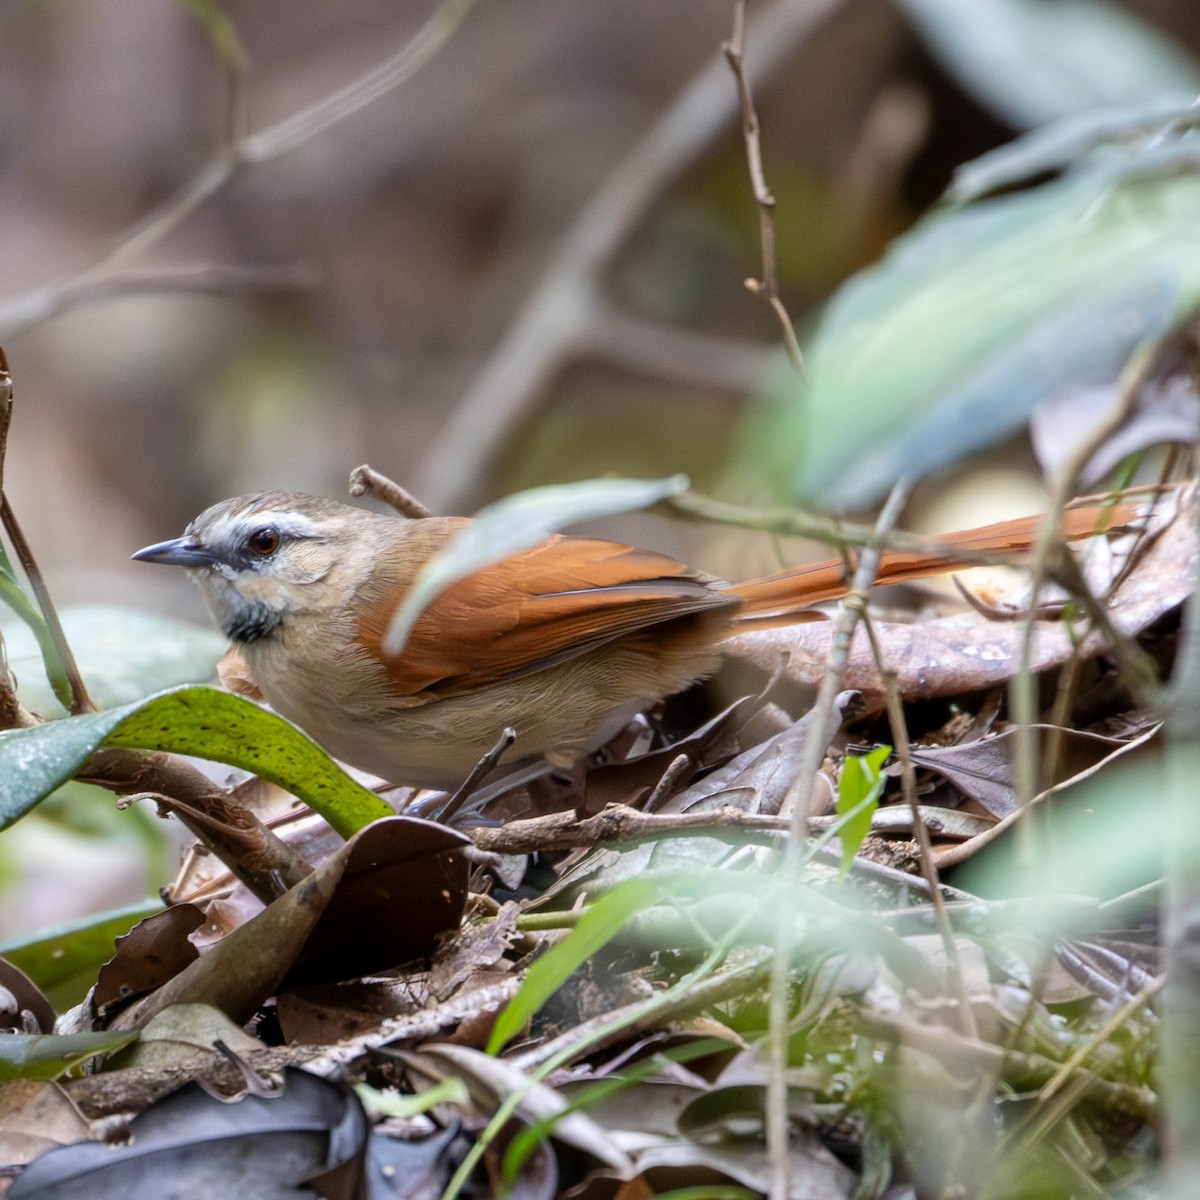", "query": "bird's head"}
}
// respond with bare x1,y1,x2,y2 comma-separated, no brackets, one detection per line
132,491,377,644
